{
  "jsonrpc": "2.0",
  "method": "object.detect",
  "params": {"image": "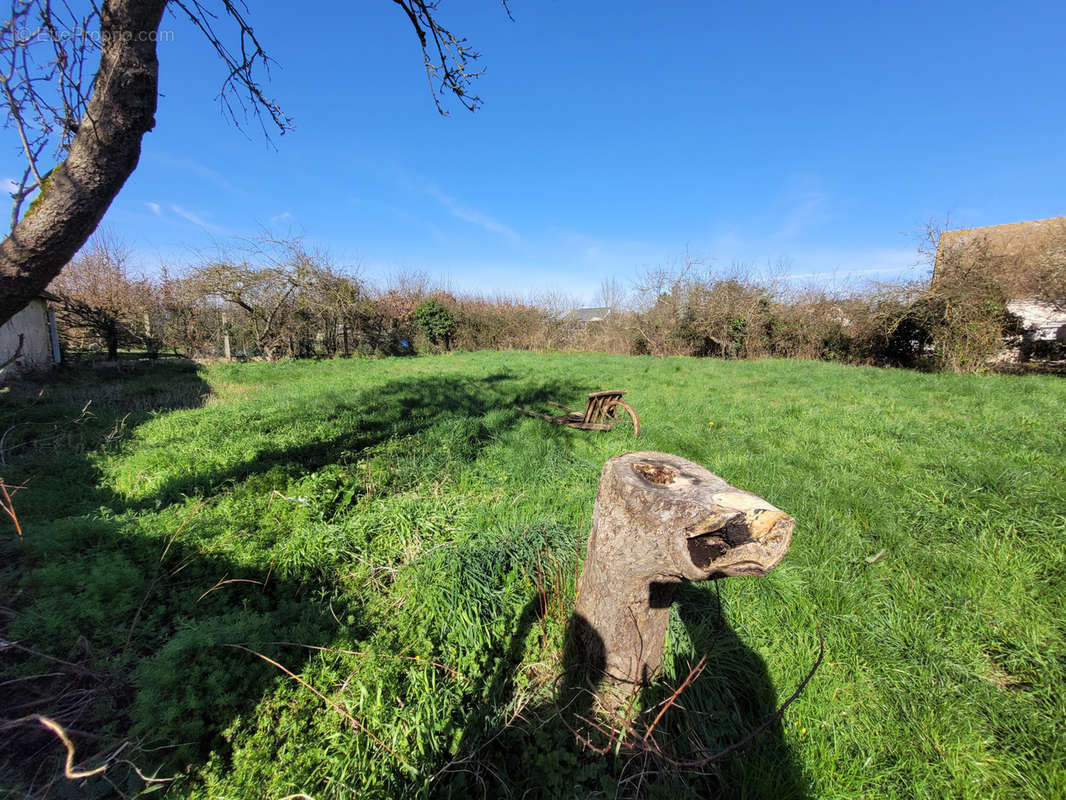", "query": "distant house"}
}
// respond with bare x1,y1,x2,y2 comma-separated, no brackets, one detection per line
0,294,62,376
565,307,612,324
935,217,1066,342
